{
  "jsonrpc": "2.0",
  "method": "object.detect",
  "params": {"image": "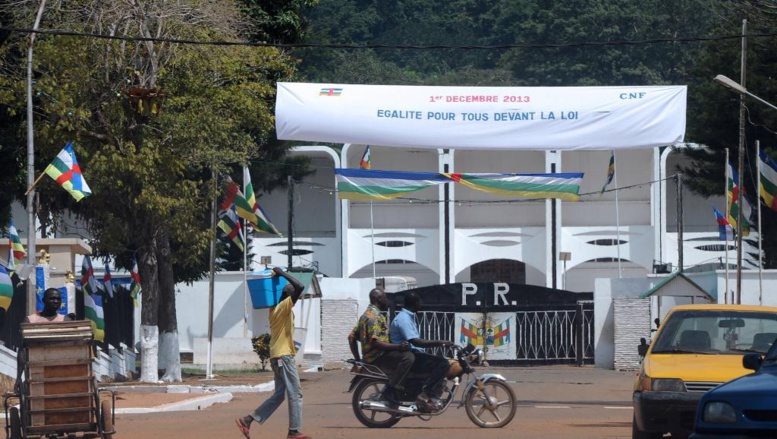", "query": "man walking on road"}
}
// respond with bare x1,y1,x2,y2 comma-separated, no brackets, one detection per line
235,267,311,439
